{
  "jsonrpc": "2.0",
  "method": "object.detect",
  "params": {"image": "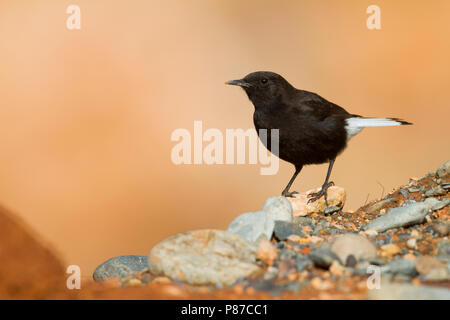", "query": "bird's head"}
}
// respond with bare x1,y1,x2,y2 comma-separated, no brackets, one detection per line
226,71,294,107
